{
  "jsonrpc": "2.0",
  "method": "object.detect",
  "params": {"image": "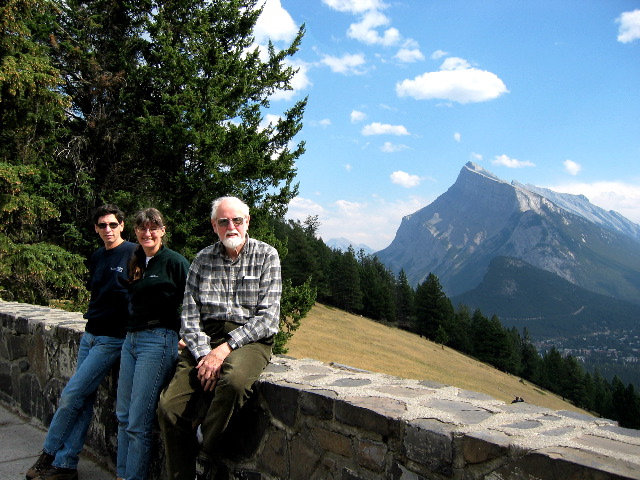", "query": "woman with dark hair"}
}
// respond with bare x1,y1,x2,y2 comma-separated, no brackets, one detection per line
116,208,190,480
